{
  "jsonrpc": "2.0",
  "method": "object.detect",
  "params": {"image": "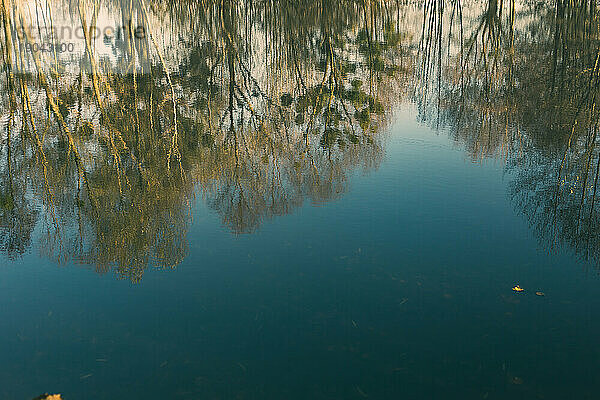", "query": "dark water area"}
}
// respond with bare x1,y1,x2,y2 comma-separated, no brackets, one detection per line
1,1,600,399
